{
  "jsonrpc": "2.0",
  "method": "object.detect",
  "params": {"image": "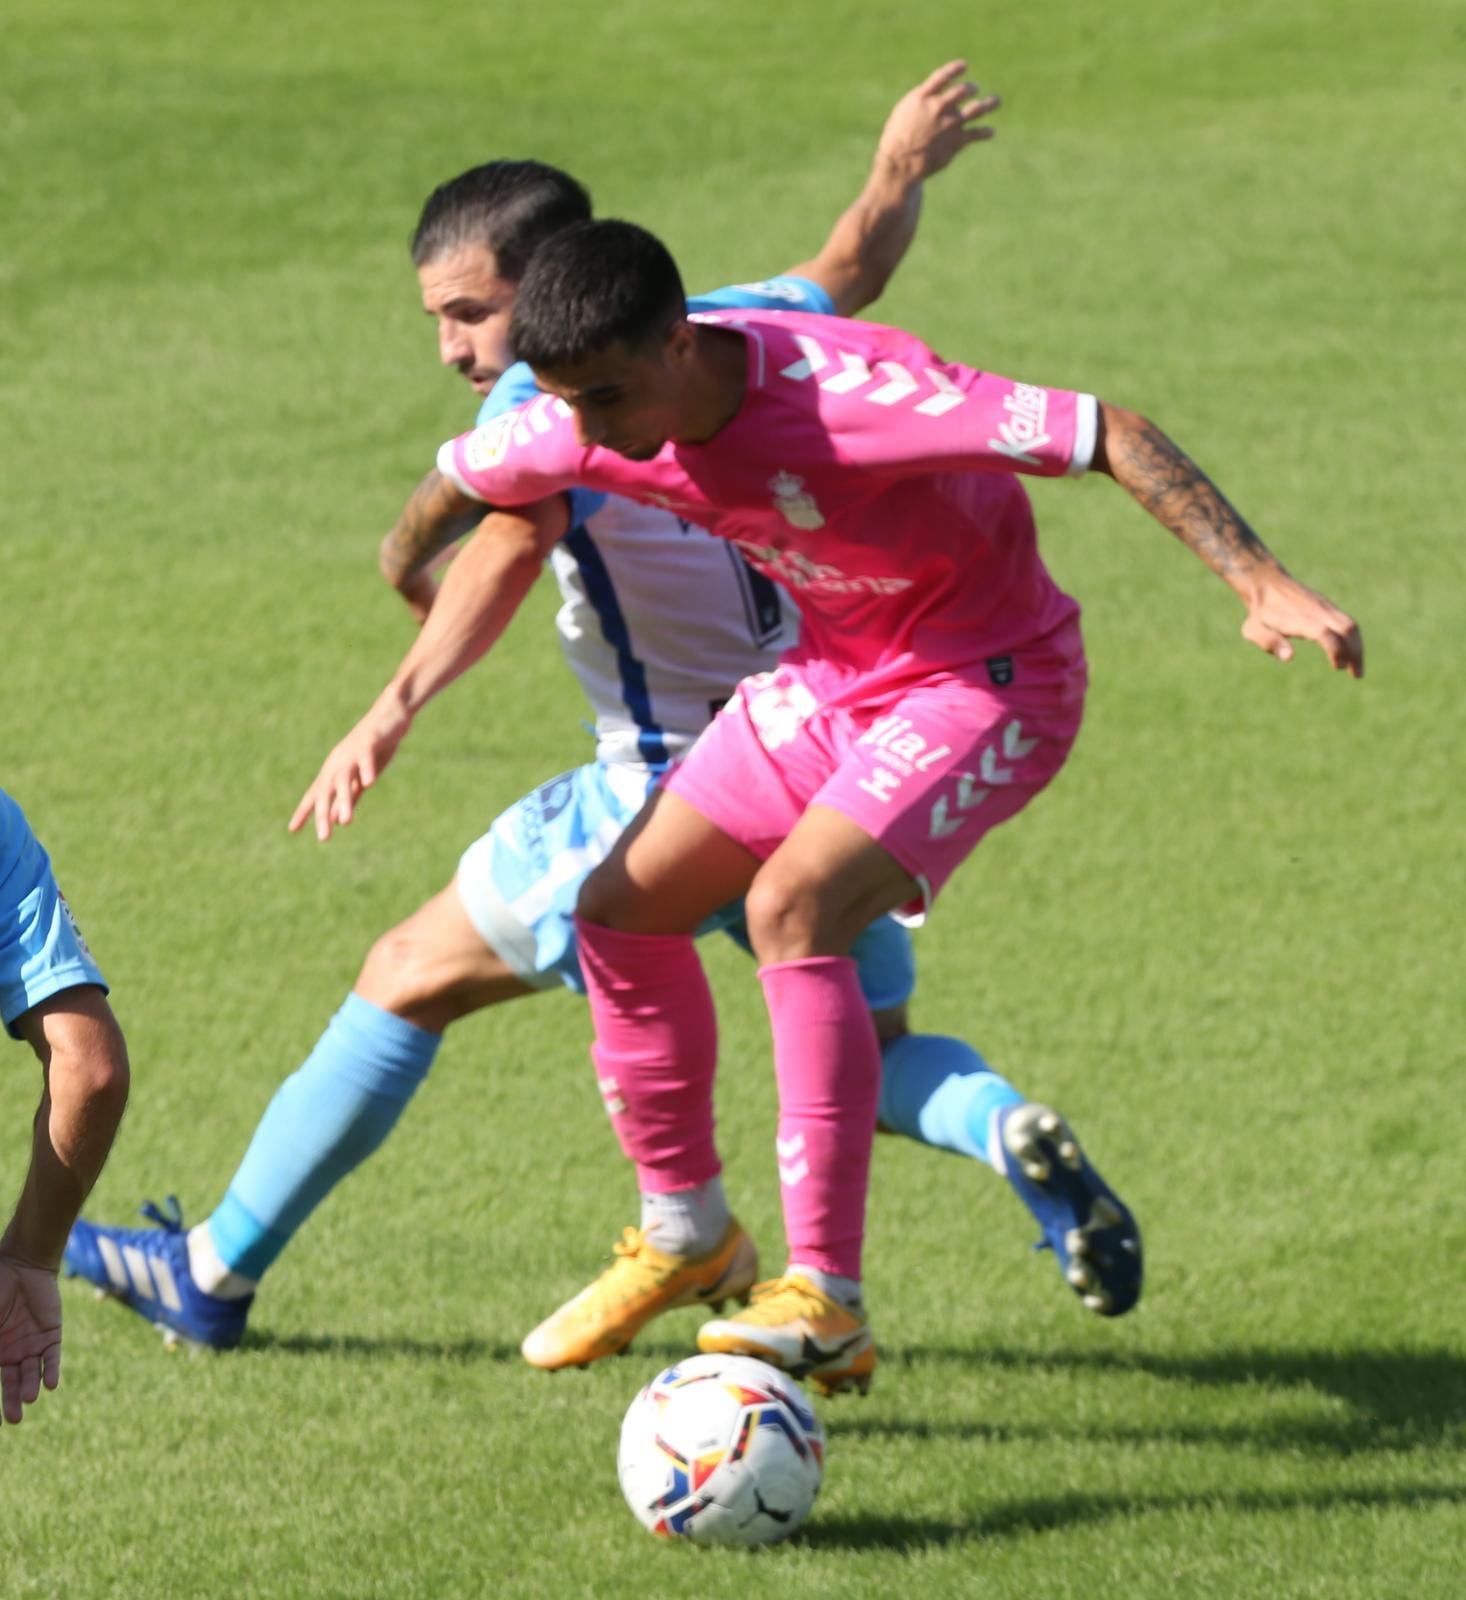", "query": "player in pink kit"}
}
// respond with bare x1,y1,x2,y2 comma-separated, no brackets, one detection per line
439,220,1363,1393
